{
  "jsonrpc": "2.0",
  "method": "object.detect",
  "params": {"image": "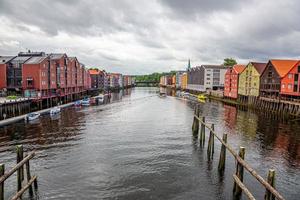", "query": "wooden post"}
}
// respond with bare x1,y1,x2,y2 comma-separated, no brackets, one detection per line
192,106,200,137
25,161,33,196
265,169,276,200
199,117,205,146
207,124,214,159
16,145,24,192
218,133,227,172
0,164,4,200
233,146,245,196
